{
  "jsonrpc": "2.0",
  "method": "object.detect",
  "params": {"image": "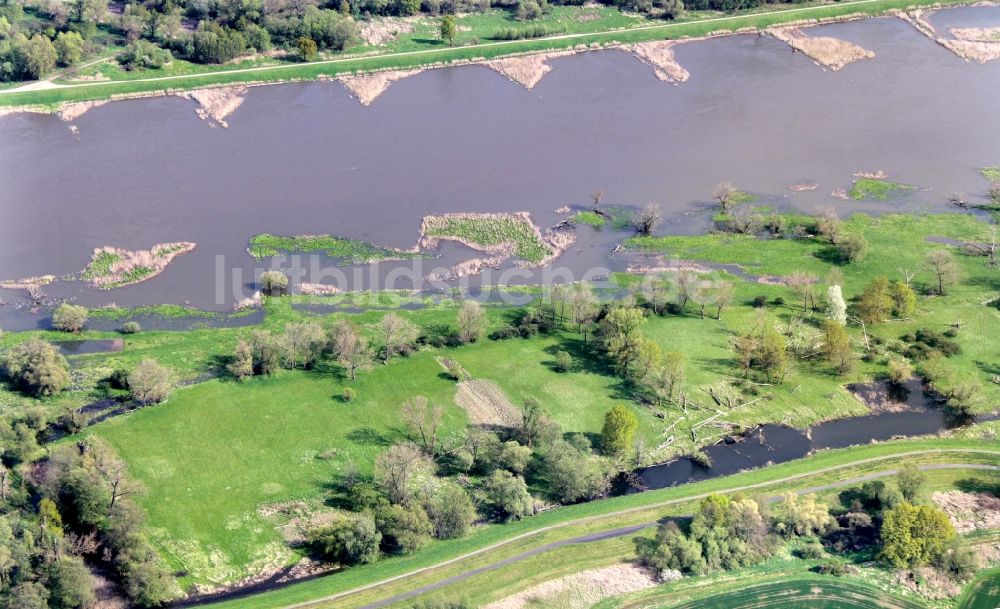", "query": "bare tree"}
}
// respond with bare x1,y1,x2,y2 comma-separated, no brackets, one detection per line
723,205,763,235
591,188,605,210
924,249,963,295
330,320,372,380
375,443,424,504
281,322,325,369
675,271,695,312
712,182,738,212
641,275,672,315
816,206,842,244
962,225,997,268
94,445,145,516
632,202,663,235
401,396,444,455
128,359,173,405
691,282,714,319
378,313,419,363
457,300,486,344
715,281,735,319
570,283,598,335
785,271,818,312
